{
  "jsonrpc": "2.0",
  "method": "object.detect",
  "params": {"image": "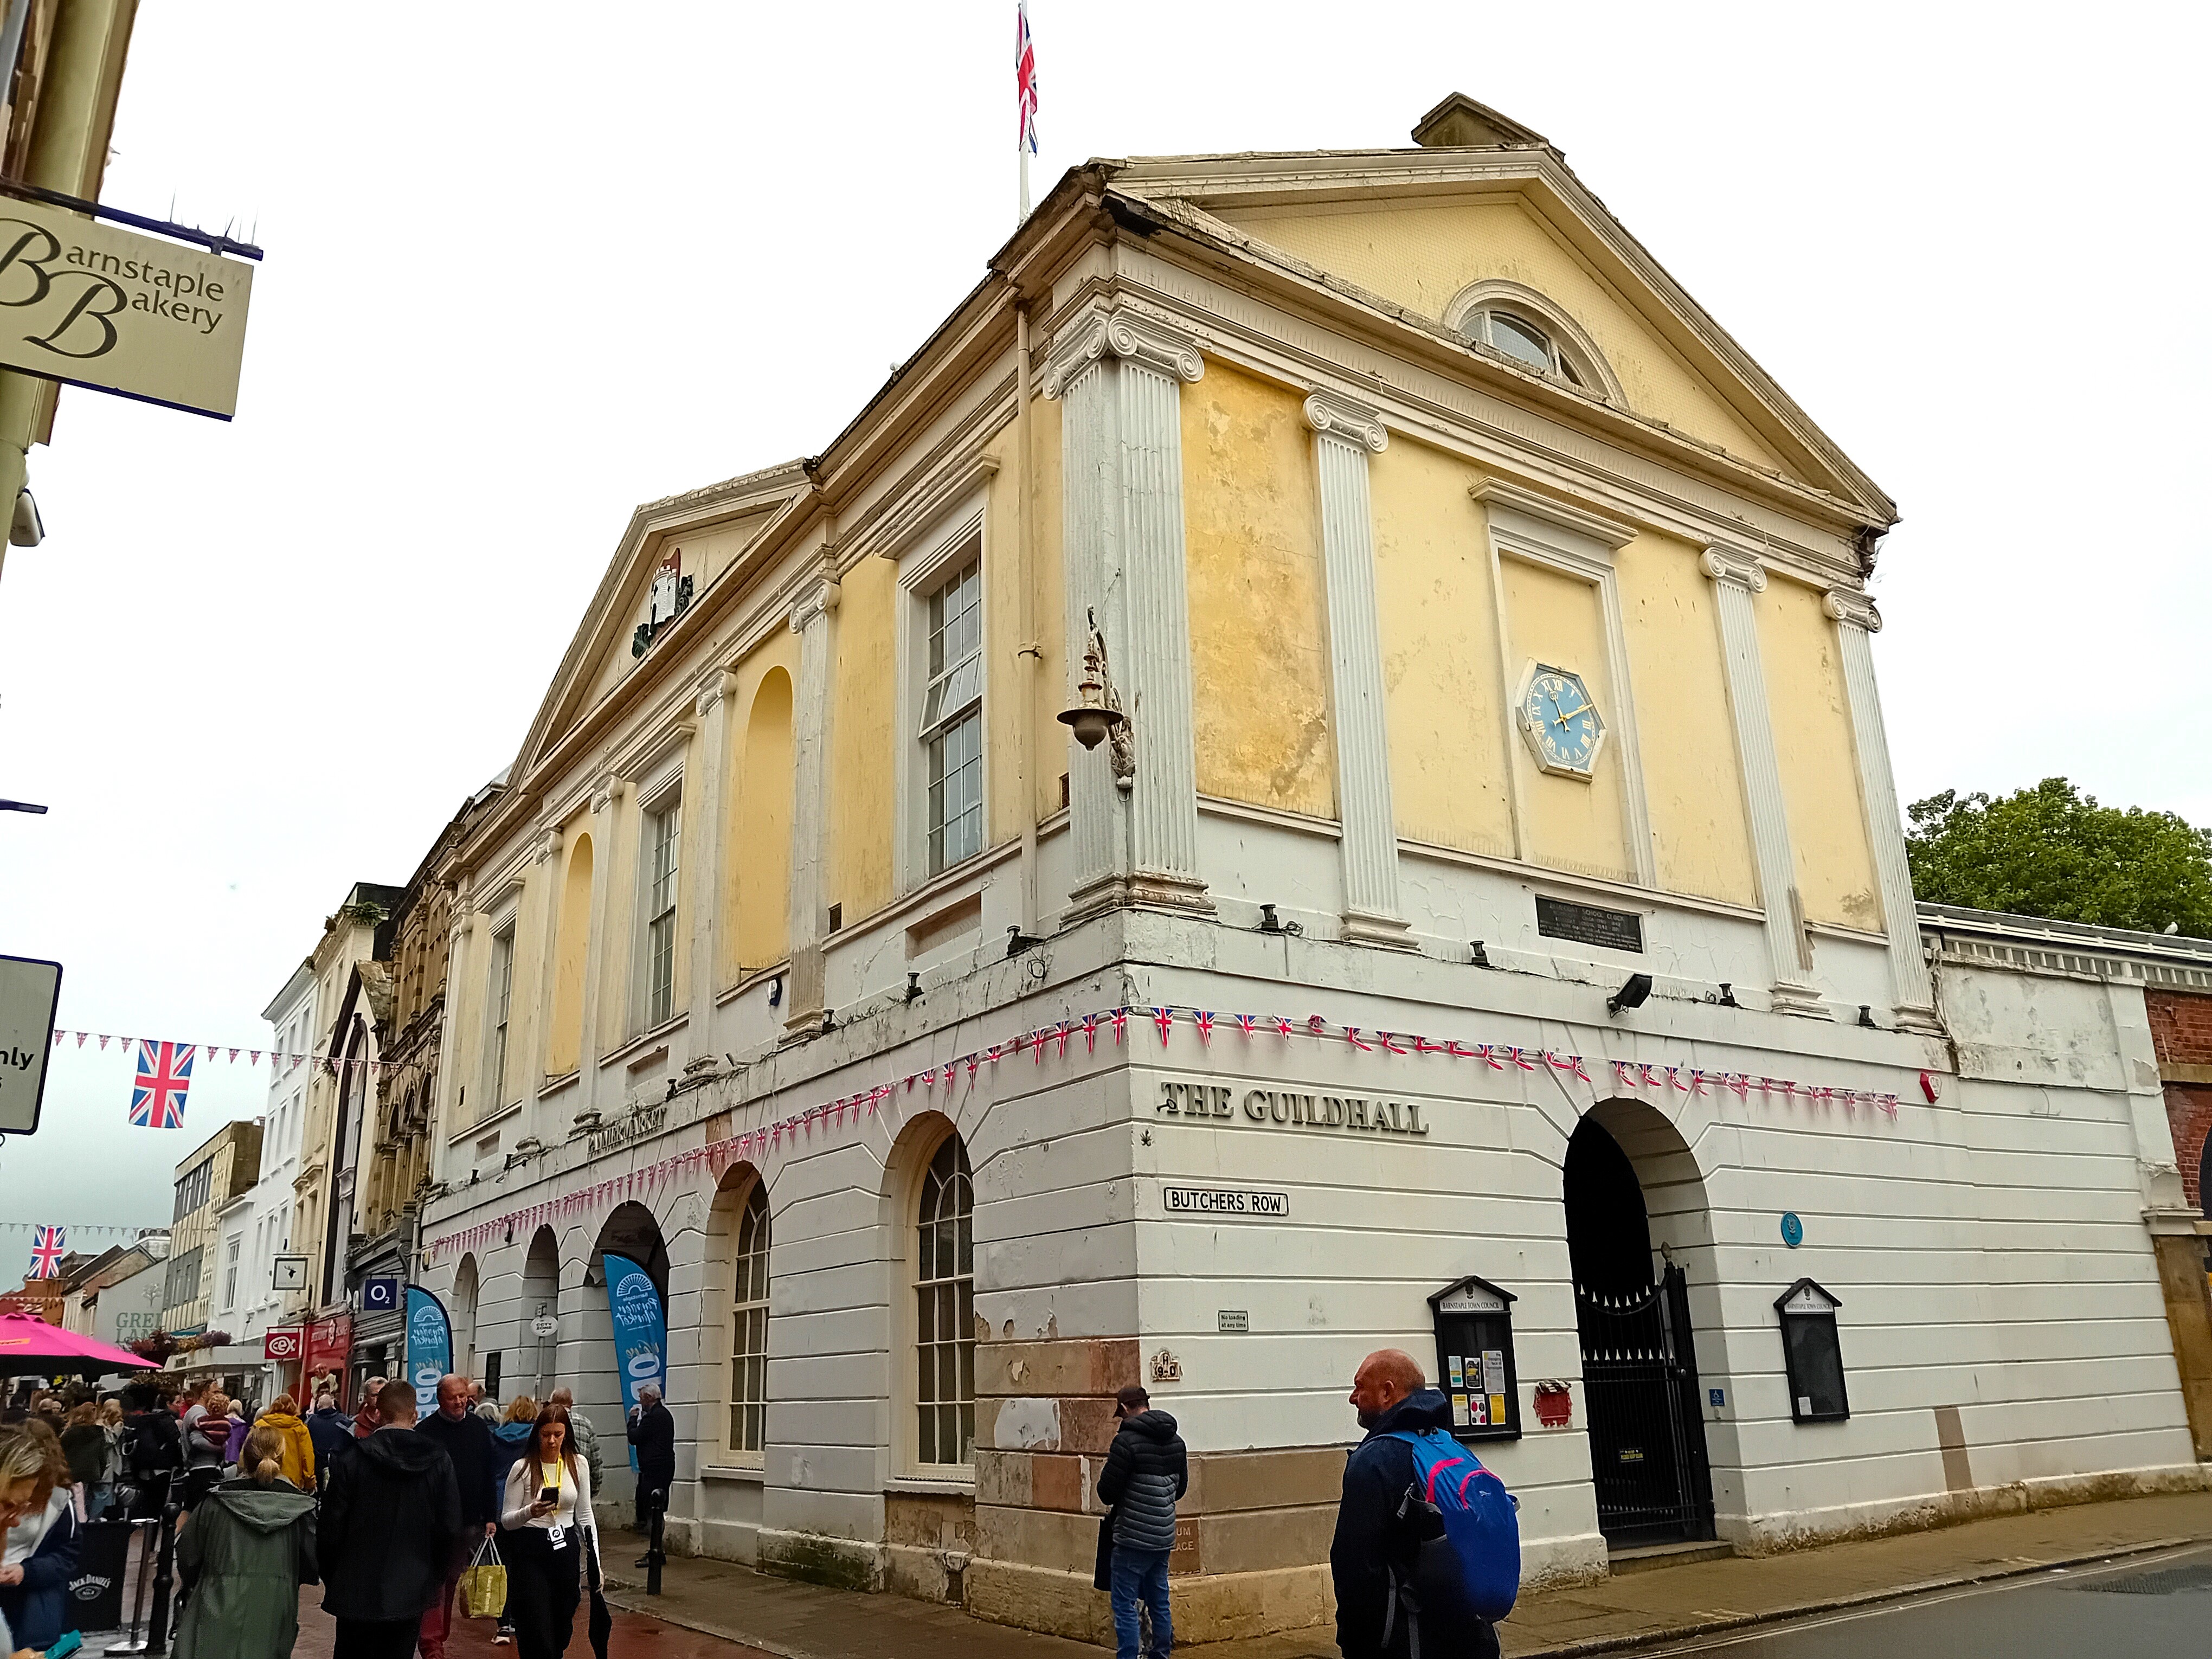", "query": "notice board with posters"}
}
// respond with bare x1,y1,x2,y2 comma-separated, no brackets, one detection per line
1428,1275,1521,1442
